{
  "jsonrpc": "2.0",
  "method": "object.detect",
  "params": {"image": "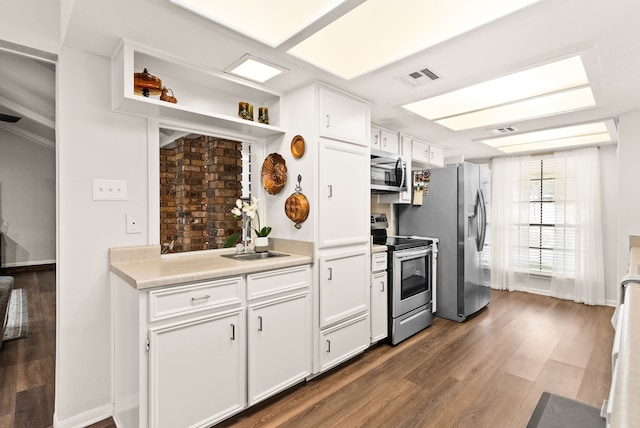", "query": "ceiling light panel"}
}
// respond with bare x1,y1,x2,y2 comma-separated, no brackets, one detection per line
433,87,596,131
226,55,286,82
404,56,589,120
479,121,614,154
170,0,348,47
287,0,540,80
